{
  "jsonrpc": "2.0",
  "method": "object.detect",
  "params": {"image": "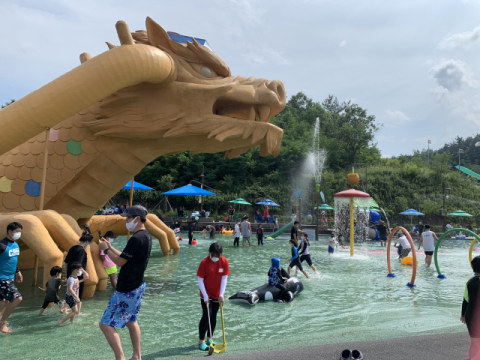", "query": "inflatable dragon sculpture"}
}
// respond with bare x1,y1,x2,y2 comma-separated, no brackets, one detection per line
0,18,286,298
